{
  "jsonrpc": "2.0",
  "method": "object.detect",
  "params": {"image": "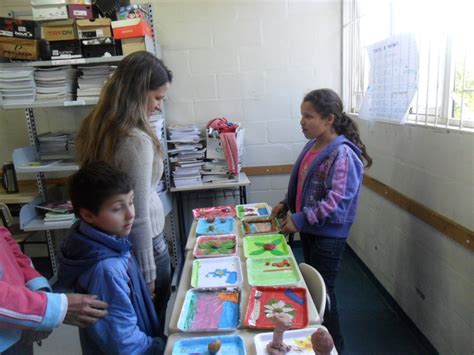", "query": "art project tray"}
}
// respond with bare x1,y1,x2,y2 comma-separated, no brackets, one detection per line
193,234,238,258
254,326,338,355
192,205,236,220
244,286,308,329
236,203,272,219
172,334,246,355
177,288,241,332
191,256,243,288
241,216,280,236
243,234,289,258
195,216,234,236
247,256,301,286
